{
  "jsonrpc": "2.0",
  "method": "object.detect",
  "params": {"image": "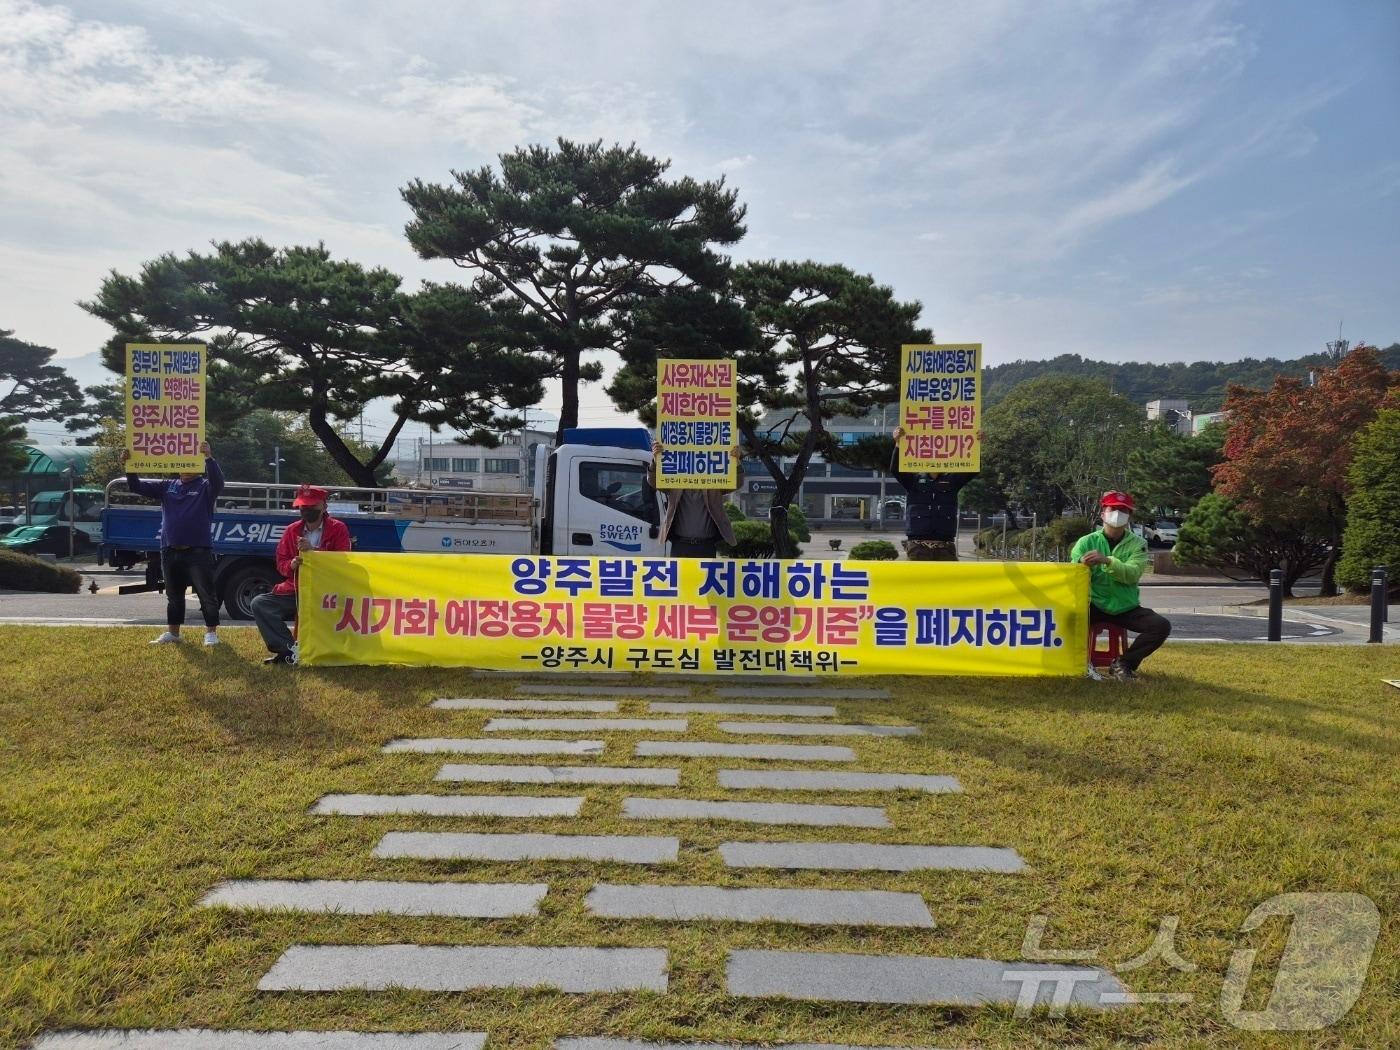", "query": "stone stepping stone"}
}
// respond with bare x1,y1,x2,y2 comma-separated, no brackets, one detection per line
516,684,689,697
198,879,546,917
485,718,687,733
436,764,678,787
557,1041,935,1050
716,686,892,700
30,1033,486,1049
635,742,856,762
720,841,1026,873
258,945,668,992
585,883,932,927
720,721,918,738
622,797,888,828
649,702,838,717
383,738,605,756
375,831,679,865
432,698,618,713
726,949,1129,1007
311,795,582,817
717,770,960,794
